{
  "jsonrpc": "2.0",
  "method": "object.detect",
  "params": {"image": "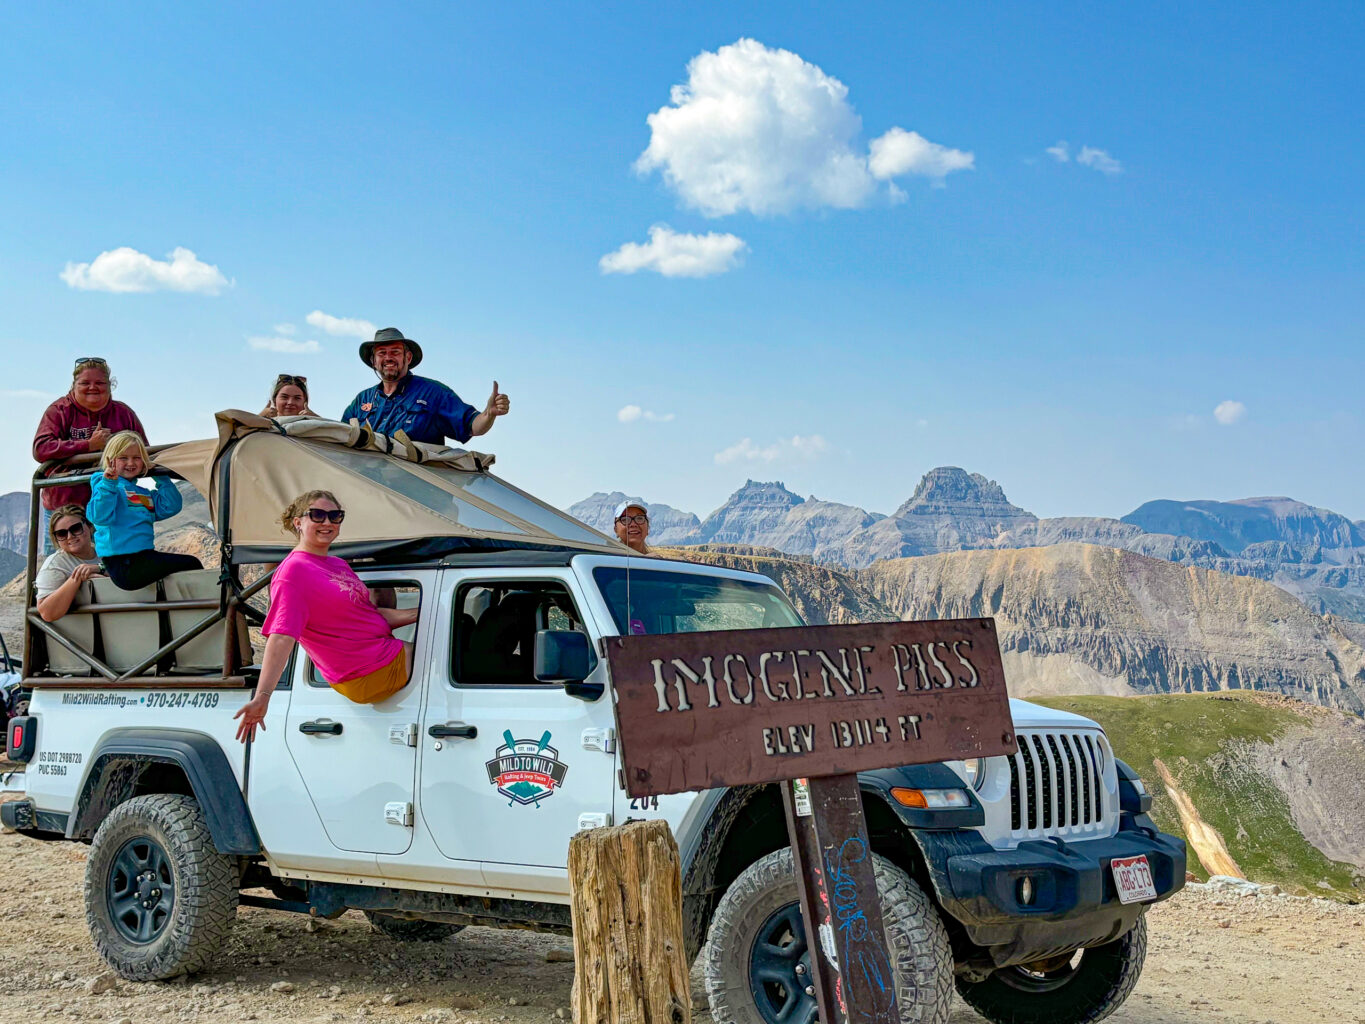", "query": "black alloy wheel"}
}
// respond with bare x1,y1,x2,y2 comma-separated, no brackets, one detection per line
106,836,176,944
748,902,817,1024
